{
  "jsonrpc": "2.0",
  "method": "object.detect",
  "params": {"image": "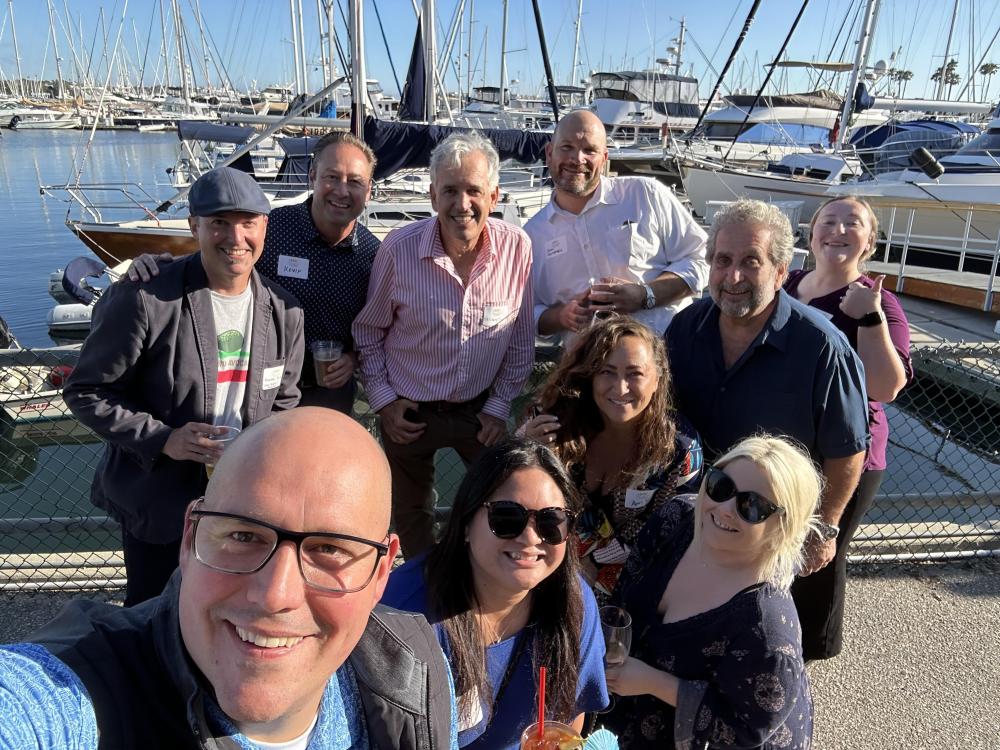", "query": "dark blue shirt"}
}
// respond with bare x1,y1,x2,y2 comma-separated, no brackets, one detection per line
256,198,381,349
666,290,869,464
